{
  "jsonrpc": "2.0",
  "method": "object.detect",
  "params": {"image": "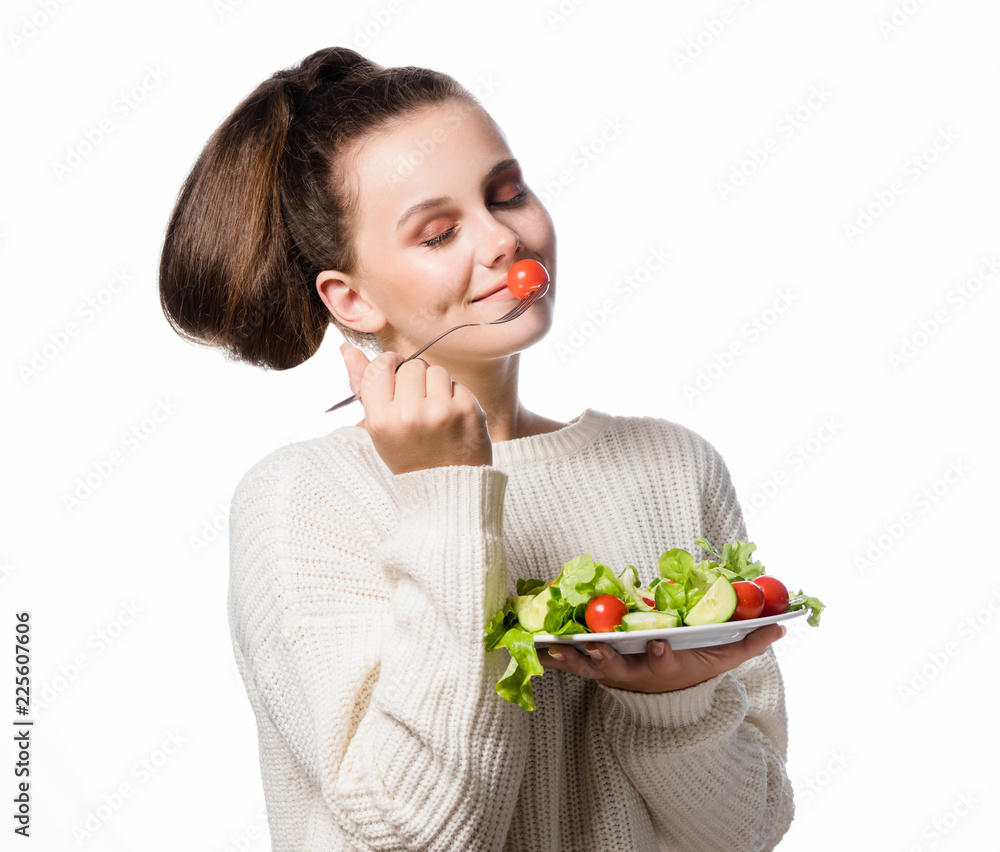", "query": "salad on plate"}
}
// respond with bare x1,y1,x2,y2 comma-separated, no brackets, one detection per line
484,538,824,711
